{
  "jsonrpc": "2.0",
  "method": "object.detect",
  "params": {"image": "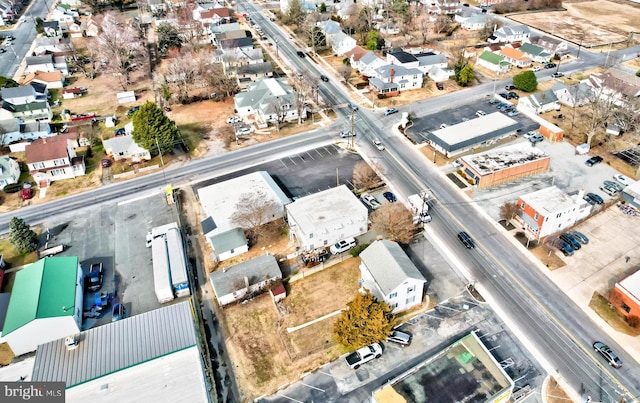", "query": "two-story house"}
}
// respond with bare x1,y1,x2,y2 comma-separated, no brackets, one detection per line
512,186,591,240
369,64,424,96
208,22,242,44
233,77,302,127
359,239,427,313
0,85,52,123
354,52,386,77
218,37,254,53
316,20,342,47
527,35,568,58
518,42,551,64
25,54,69,76
488,24,531,43
552,82,595,108
585,70,640,107
214,48,265,77
25,132,85,186
331,31,357,56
